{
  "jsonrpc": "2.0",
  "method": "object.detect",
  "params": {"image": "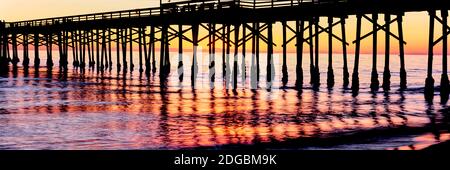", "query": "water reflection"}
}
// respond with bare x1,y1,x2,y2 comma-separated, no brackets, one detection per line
0,53,449,150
